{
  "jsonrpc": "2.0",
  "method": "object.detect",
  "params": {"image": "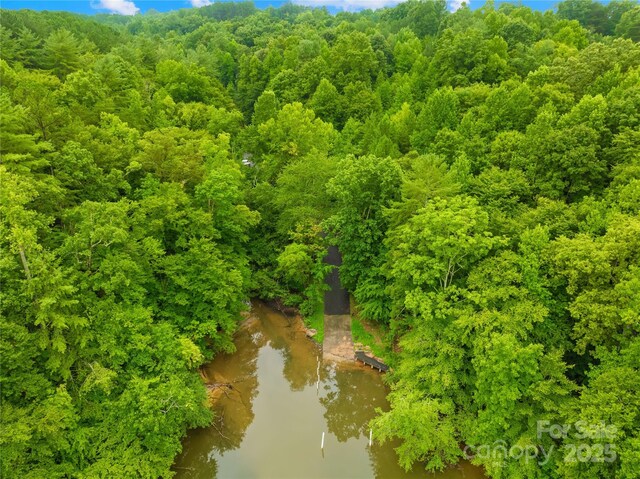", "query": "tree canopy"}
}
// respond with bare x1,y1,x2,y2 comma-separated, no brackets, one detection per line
1,0,639,477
